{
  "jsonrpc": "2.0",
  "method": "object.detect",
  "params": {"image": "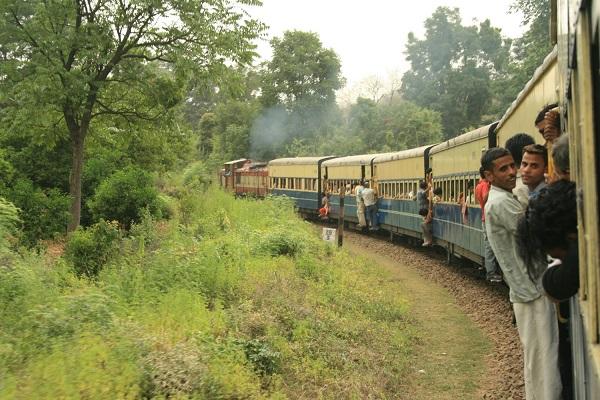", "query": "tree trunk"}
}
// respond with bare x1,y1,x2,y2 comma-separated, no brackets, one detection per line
67,130,85,232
